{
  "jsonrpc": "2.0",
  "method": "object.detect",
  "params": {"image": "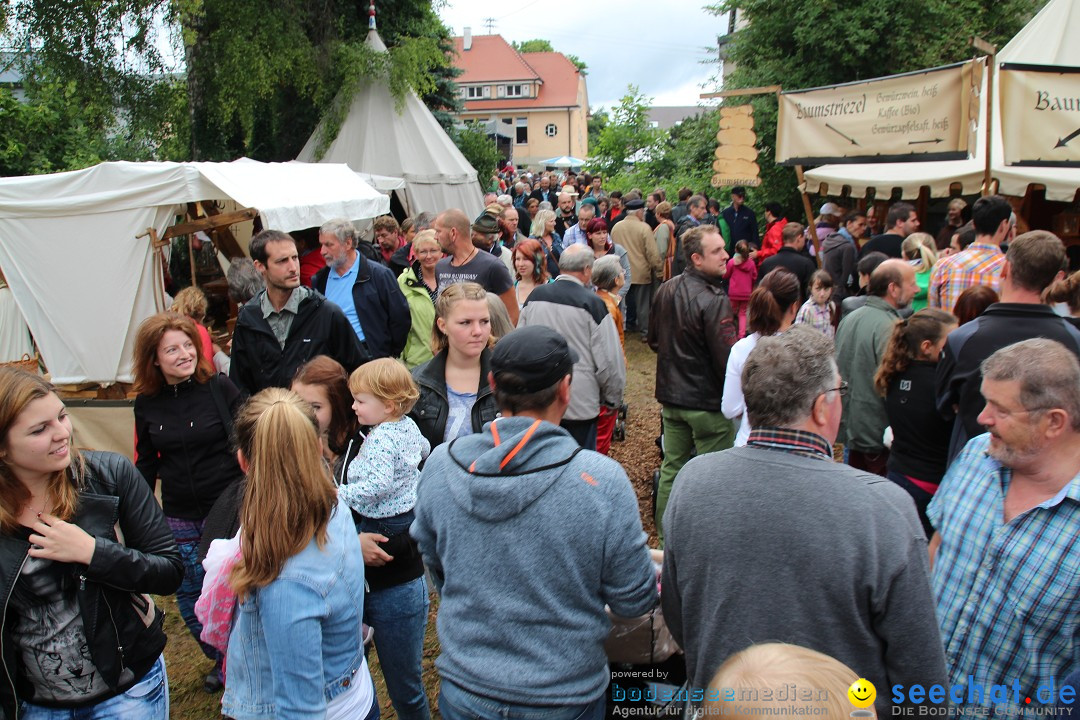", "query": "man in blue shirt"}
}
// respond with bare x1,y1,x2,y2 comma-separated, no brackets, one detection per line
313,219,411,360
928,338,1080,707
720,186,759,248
